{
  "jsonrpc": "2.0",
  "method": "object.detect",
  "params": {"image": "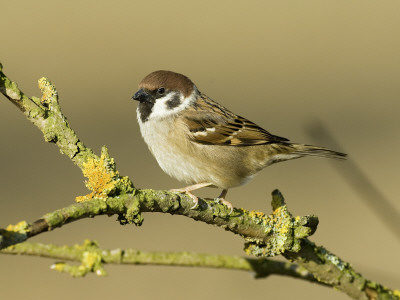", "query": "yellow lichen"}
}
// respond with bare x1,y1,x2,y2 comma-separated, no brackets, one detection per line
6,221,29,233
249,210,266,219
82,251,102,269
38,77,57,106
1,221,29,246
272,205,291,235
271,204,293,253
244,199,298,257
51,262,66,272
248,210,268,225
50,240,106,277
76,150,118,202
393,290,400,297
